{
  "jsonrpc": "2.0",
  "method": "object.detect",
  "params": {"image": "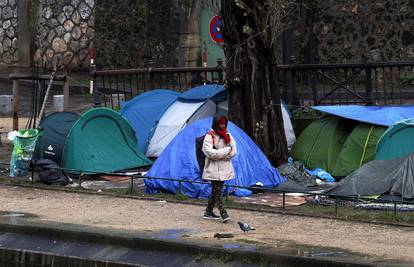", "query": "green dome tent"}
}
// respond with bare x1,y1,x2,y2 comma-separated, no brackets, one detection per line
376,118,414,161
291,116,352,172
332,123,386,177
61,108,152,174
